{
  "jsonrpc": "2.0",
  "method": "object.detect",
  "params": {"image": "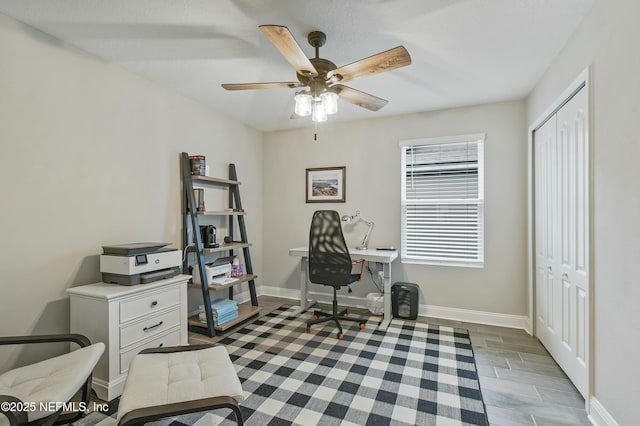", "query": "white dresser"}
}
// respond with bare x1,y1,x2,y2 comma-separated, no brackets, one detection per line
67,275,190,401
